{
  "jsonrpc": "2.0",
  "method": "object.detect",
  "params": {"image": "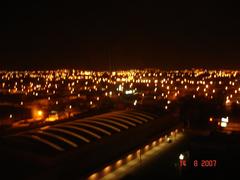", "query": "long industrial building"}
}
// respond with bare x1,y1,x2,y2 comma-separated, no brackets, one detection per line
0,110,180,179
